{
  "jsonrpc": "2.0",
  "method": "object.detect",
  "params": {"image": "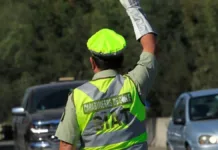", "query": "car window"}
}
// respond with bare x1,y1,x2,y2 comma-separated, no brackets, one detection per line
189,94,218,121
172,97,186,120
